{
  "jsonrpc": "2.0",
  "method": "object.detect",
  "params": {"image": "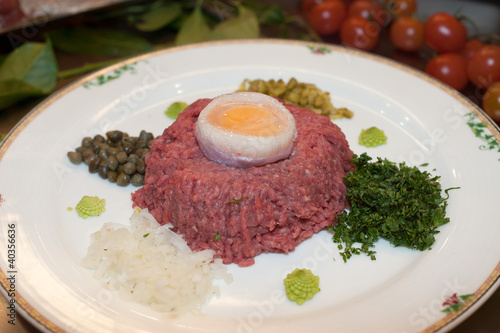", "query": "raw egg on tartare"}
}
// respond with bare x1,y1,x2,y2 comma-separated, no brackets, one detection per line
195,92,297,168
